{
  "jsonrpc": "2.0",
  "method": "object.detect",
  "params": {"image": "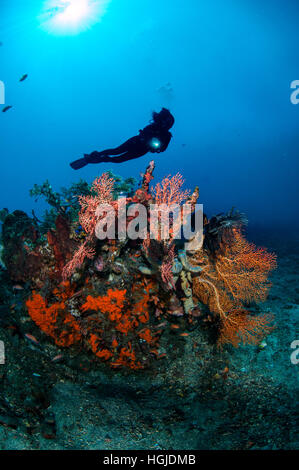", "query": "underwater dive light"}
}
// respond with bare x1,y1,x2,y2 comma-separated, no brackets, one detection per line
149,137,162,150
